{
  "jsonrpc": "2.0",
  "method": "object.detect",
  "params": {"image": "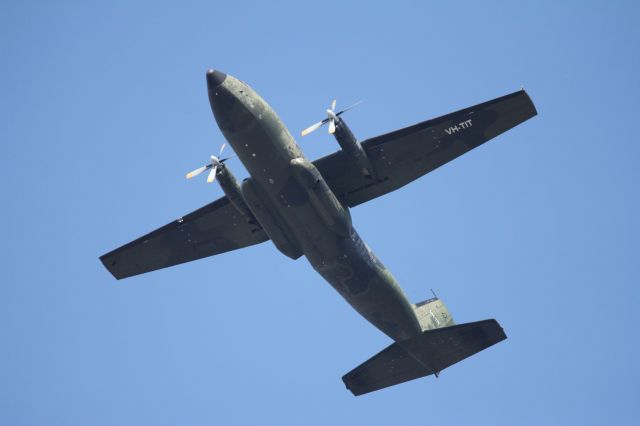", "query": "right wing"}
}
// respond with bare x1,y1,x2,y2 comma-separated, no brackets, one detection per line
315,90,537,207
100,196,268,280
